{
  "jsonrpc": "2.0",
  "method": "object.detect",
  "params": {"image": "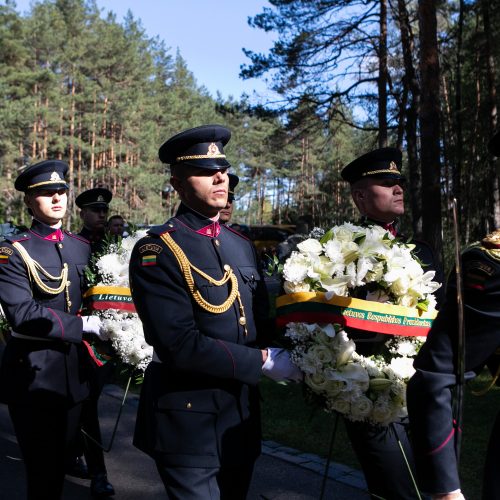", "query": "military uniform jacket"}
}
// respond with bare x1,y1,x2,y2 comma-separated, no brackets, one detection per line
130,204,269,468
407,244,500,494
78,226,106,255
0,219,91,406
